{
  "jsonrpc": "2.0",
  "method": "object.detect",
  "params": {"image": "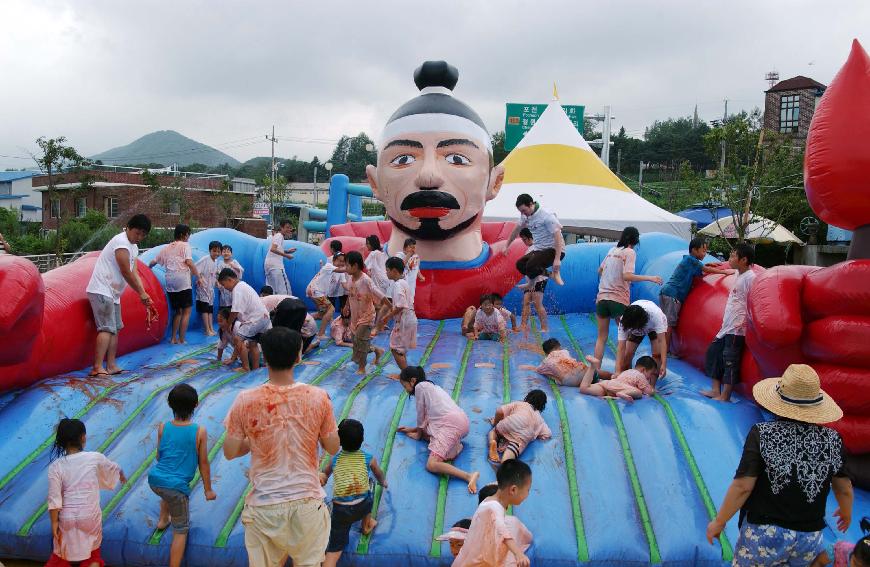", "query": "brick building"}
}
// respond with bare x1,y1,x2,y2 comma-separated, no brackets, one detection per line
36,169,265,234
763,75,827,140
